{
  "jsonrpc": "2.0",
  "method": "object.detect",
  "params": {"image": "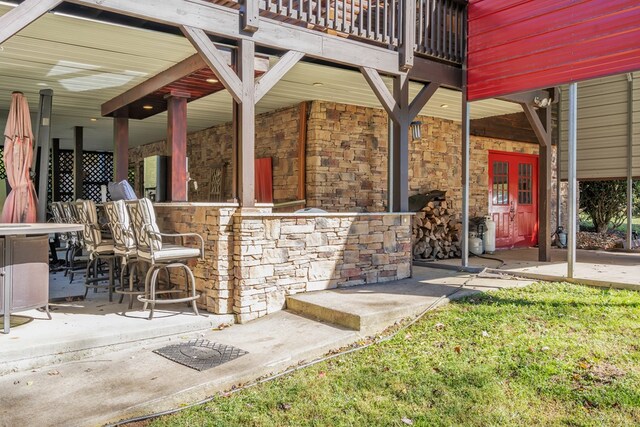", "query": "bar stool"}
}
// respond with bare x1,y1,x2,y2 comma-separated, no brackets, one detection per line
60,201,85,283
127,198,203,319
104,200,143,309
74,200,116,302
